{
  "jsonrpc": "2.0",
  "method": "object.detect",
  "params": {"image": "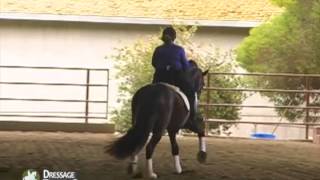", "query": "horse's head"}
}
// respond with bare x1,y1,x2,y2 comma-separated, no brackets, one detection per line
187,60,208,98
